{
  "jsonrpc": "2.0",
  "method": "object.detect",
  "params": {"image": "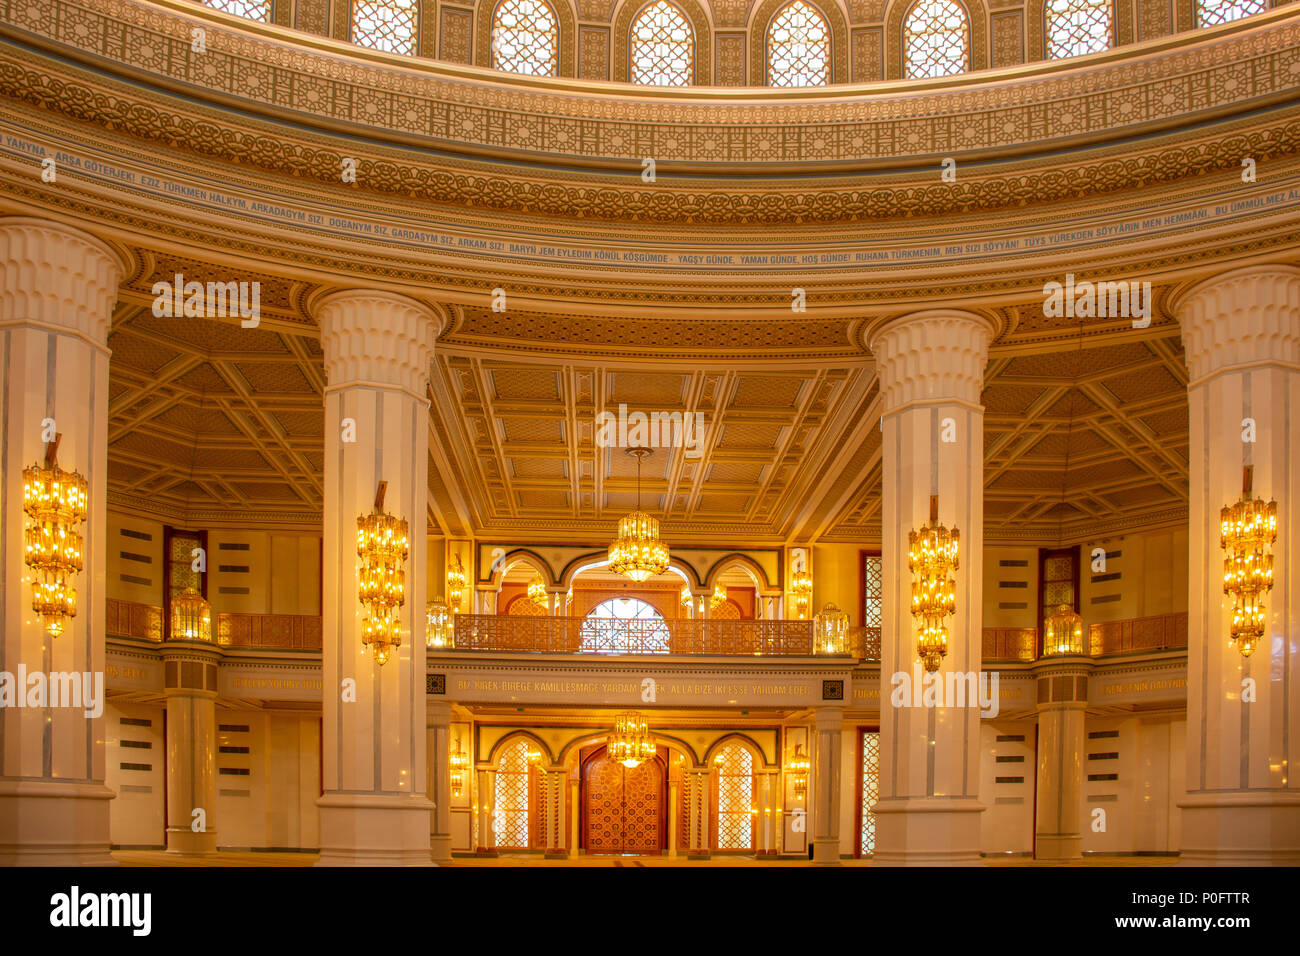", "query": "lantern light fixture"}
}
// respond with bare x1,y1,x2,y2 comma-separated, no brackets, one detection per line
426,600,453,649
527,576,549,608
170,587,213,642
787,742,811,800
813,603,848,655
449,740,468,797
711,583,727,609
790,568,813,620
1220,465,1277,658
908,495,959,673
22,435,88,639
357,481,408,665
1042,603,1085,656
